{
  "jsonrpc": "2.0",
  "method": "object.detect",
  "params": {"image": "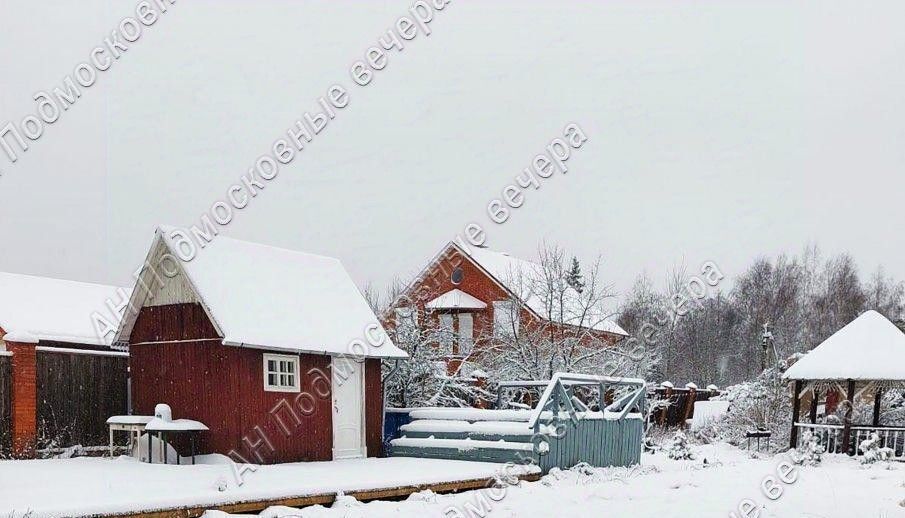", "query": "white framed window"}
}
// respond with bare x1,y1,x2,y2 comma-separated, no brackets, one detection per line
263,353,300,392
493,300,519,338
457,313,474,355
439,313,454,350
